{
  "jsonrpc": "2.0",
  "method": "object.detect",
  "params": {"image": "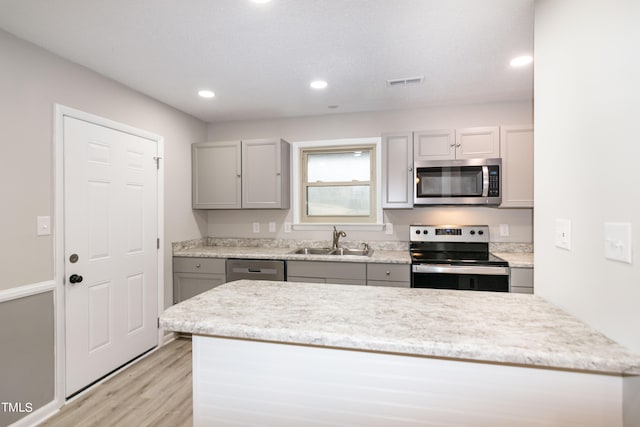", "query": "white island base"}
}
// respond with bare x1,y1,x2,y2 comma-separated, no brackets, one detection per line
193,335,624,427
